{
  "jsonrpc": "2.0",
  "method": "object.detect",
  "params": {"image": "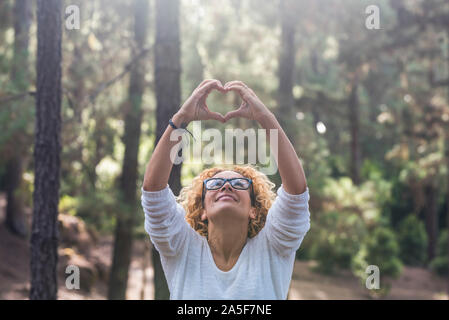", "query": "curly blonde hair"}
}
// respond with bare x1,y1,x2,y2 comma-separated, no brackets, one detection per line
177,165,276,239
